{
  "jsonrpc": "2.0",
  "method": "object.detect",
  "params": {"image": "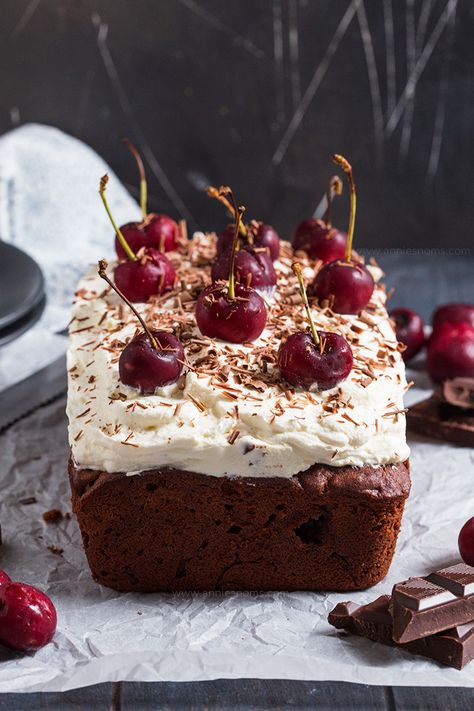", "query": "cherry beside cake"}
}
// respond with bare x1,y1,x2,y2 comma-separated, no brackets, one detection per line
66,160,410,593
